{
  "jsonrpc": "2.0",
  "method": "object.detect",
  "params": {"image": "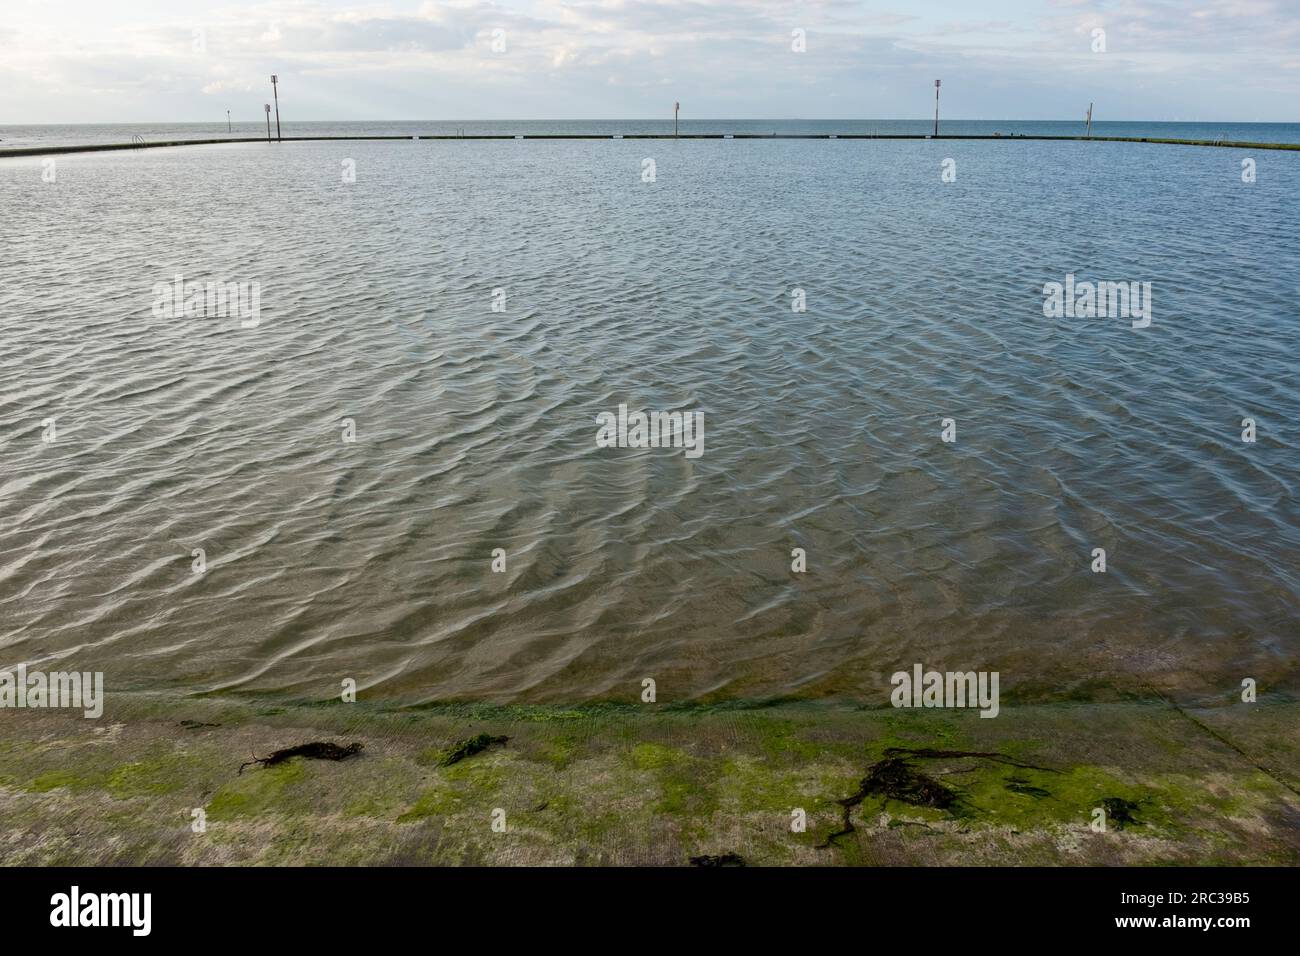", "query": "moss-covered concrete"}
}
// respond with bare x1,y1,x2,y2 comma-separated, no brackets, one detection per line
0,692,1296,865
